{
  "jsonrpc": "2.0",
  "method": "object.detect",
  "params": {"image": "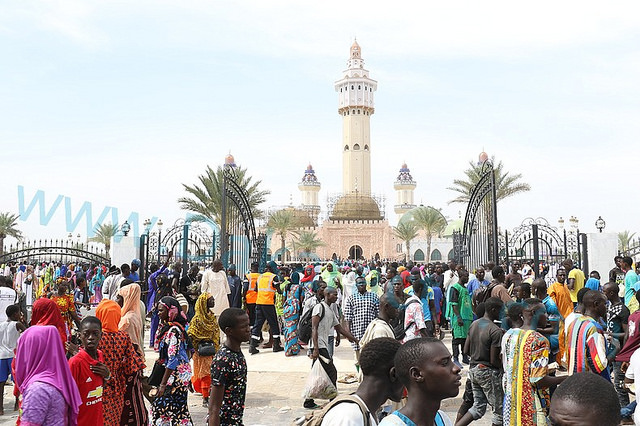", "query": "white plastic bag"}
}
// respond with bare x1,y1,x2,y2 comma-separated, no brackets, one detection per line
302,356,338,400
